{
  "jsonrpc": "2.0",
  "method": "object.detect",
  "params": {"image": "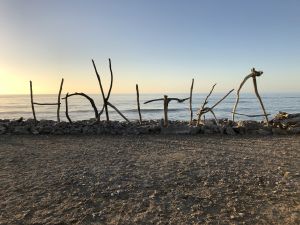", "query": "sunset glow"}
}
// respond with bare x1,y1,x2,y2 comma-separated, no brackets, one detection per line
0,0,299,94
